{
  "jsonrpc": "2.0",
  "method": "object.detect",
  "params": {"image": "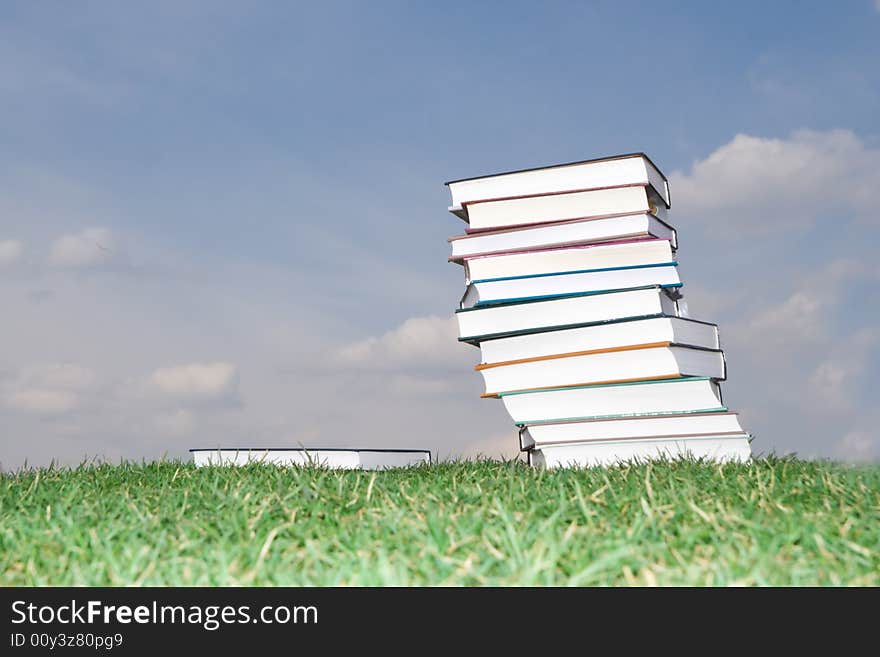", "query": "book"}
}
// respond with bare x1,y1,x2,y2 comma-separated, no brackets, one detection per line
460,262,681,308
518,411,744,450
190,448,432,470
463,238,674,282
527,433,752,468
477,316,719,364
456,284,682,343
476,343,726,397
499,377,725,425
448,212,676,261
445,153,670,218
460,184,667,231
